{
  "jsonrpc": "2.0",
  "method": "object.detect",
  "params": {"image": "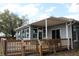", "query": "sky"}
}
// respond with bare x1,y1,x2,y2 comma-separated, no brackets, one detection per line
0,0,79,36
0,0,79,23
